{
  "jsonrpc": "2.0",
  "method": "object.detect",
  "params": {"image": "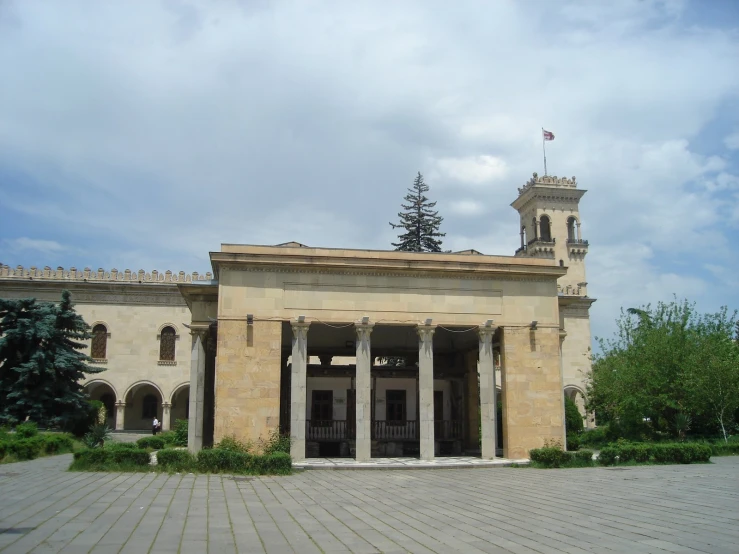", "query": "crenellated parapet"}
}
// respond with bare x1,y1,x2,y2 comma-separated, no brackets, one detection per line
0,264,212,284
518,172,577,195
